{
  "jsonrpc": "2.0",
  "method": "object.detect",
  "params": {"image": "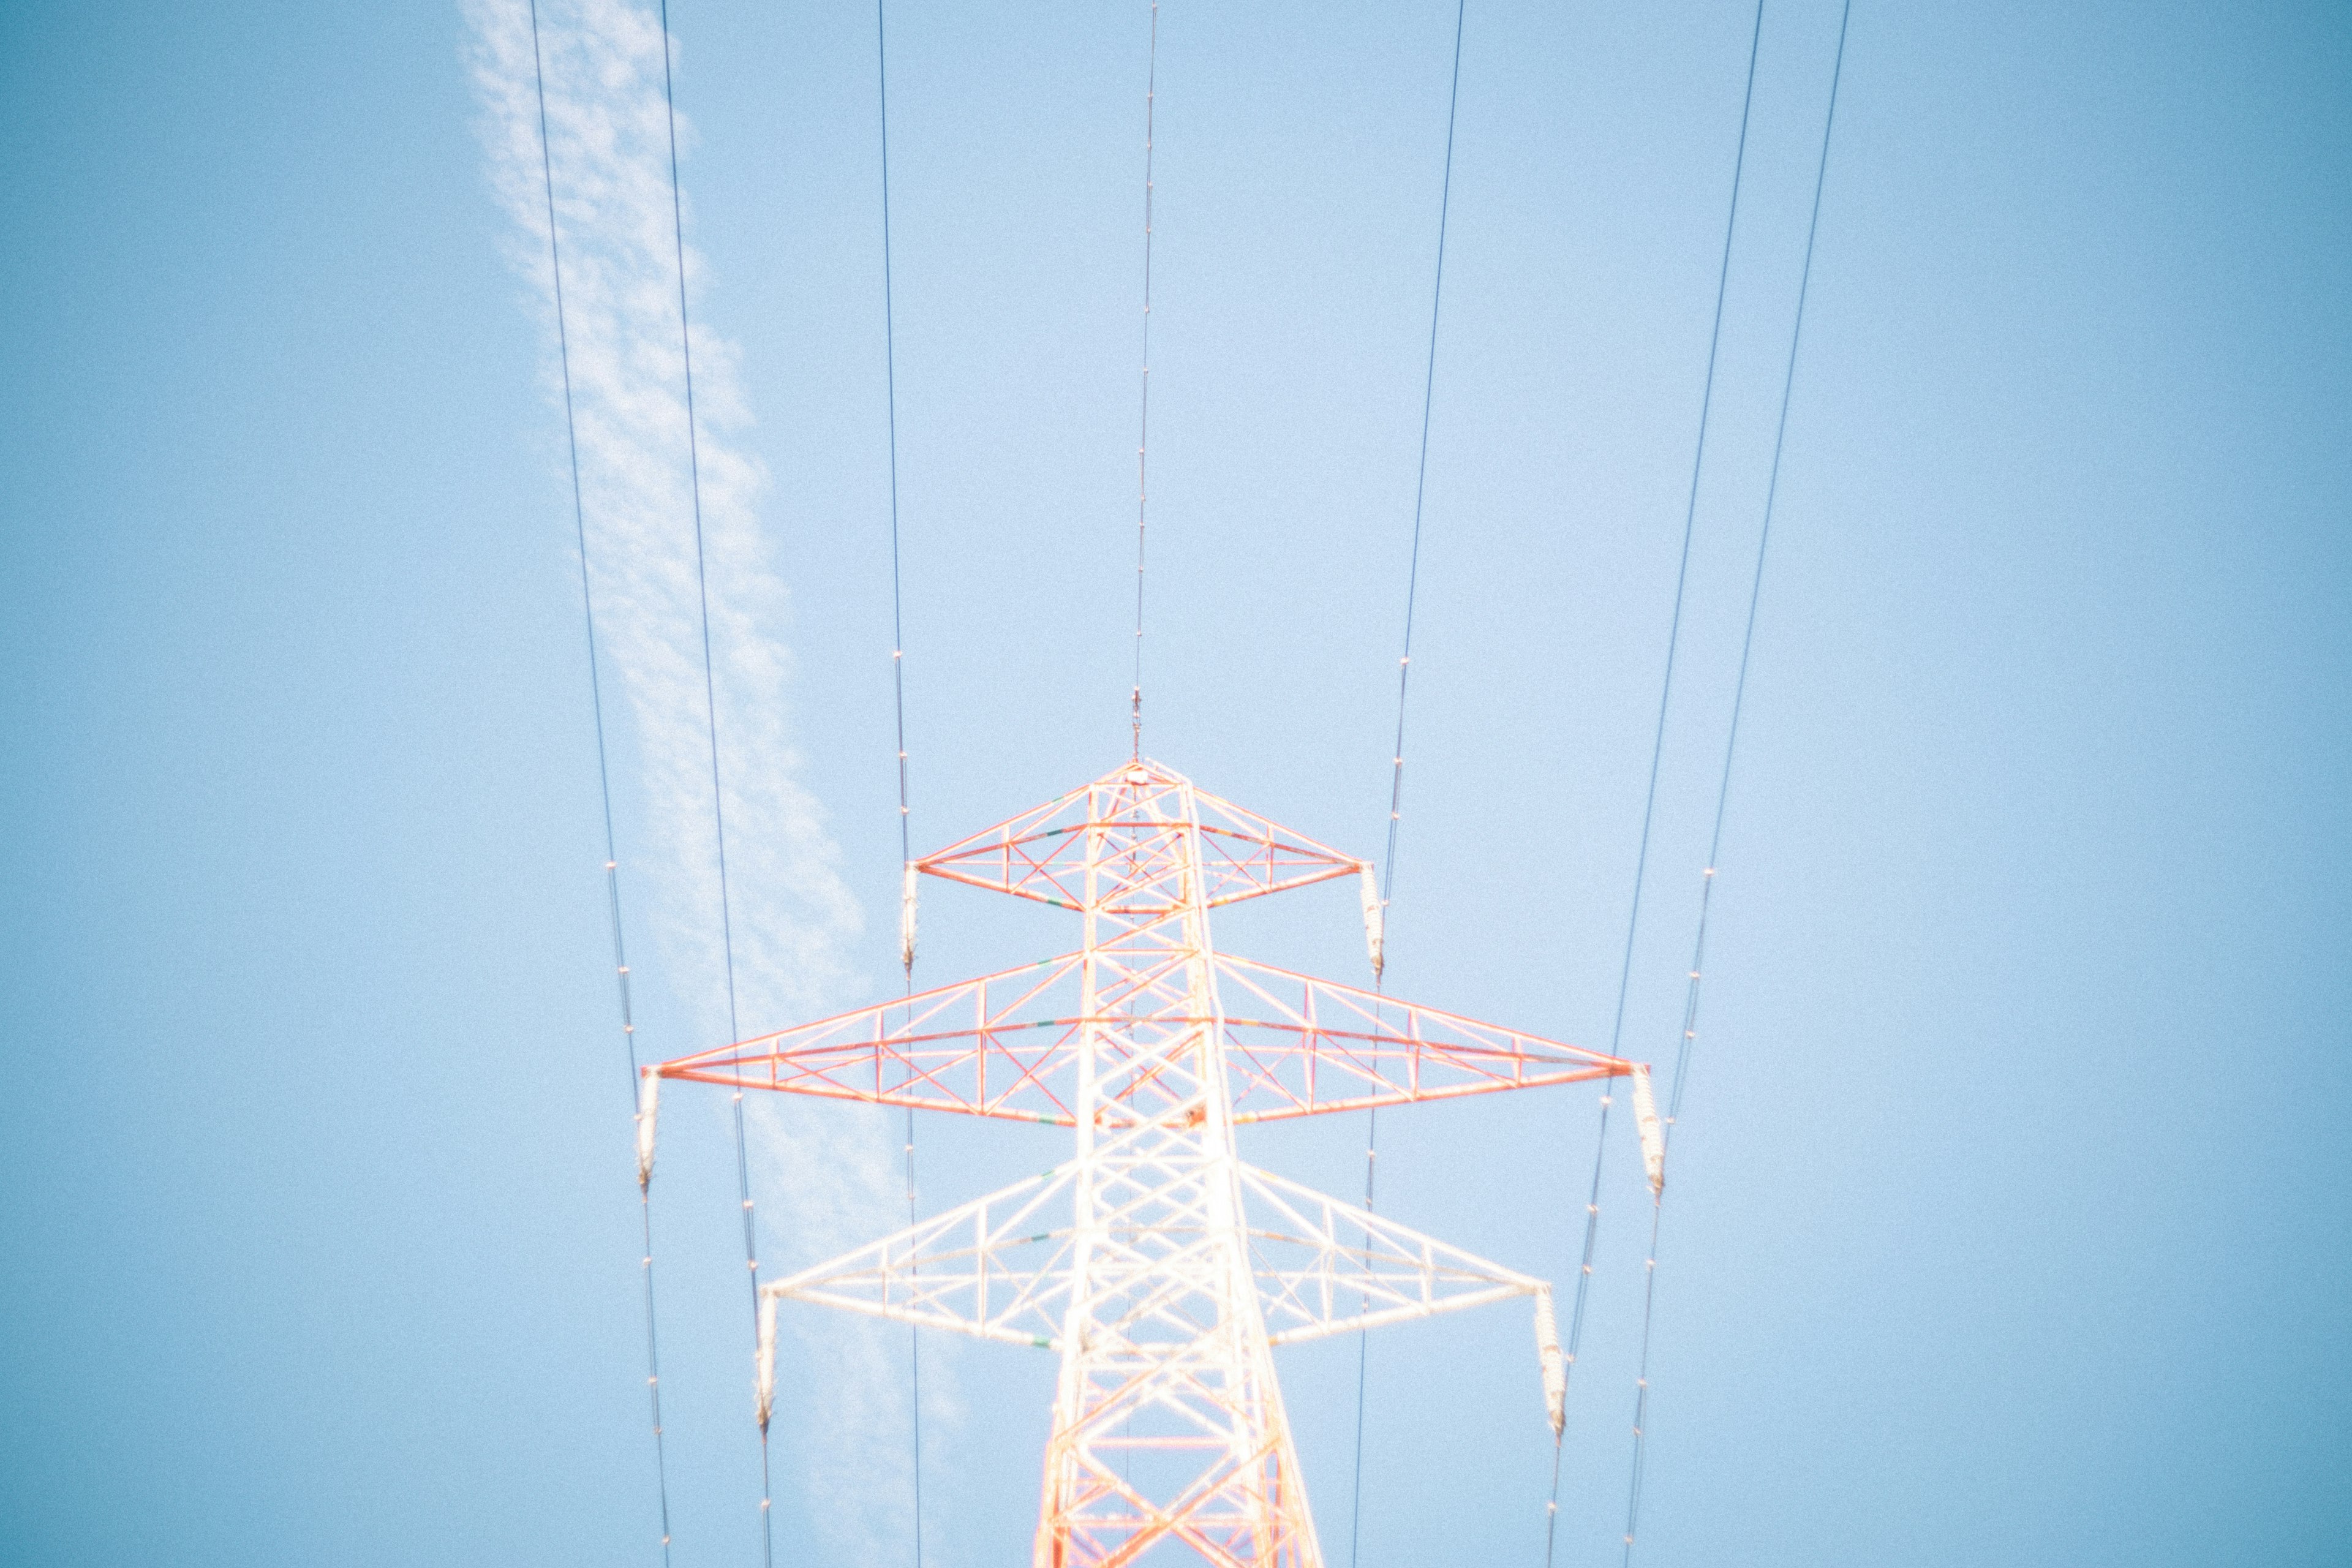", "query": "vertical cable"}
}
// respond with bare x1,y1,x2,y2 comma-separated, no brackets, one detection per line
1352,7,1469,1566
1620,6,1850,1559
527,3,674,1558
653,3,772,1559
1377,0,1468,917
1545,6,1767,1562
873,4,924,1562
1129,0,1160,758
